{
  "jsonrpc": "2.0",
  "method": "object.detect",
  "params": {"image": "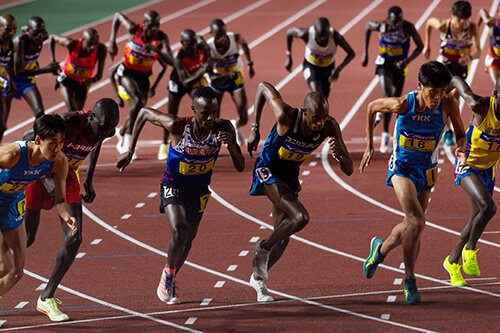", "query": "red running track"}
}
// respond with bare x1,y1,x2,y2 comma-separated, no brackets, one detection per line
1,0,500,332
